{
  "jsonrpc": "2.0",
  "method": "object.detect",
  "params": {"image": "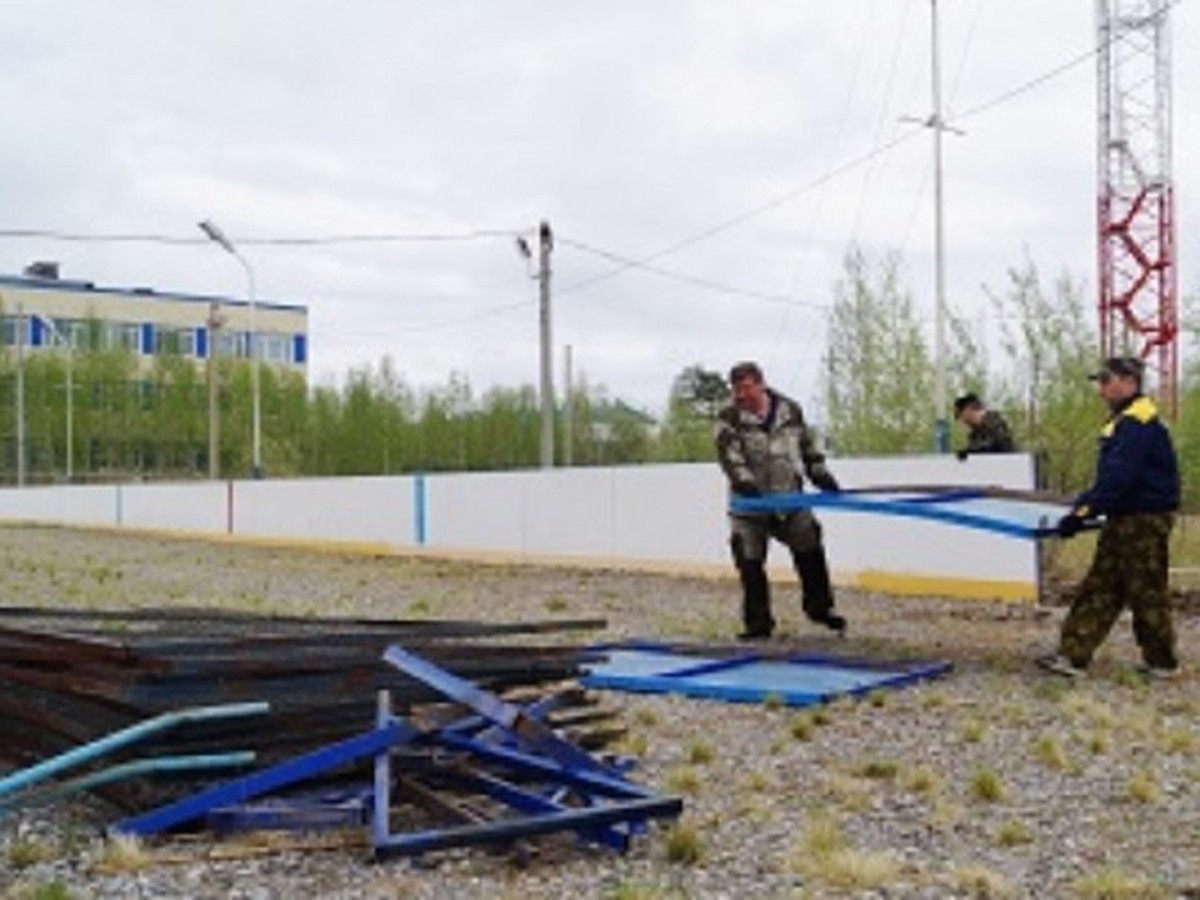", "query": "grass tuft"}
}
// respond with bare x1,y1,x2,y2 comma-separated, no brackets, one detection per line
968,768,1005,803
1072,866,1168,899
663,821,704,864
